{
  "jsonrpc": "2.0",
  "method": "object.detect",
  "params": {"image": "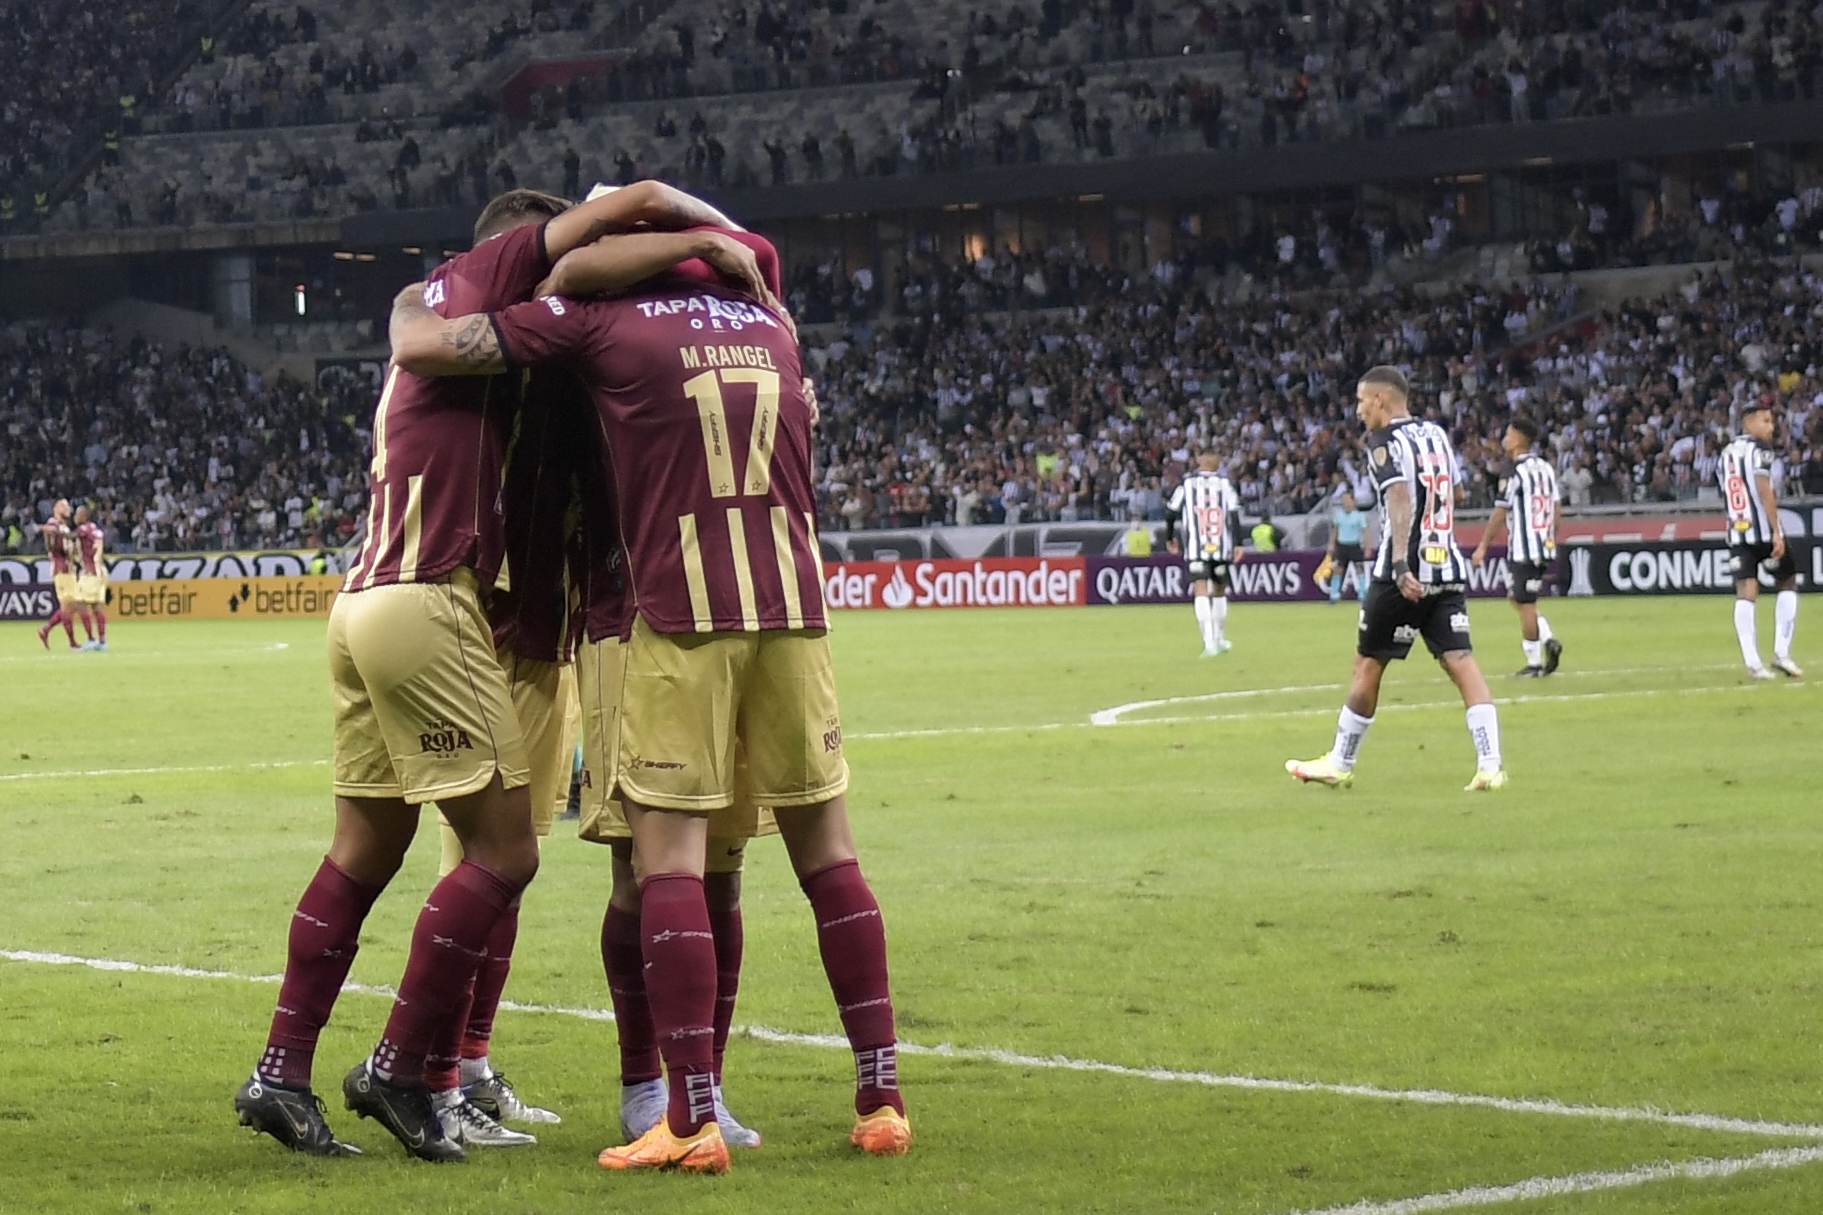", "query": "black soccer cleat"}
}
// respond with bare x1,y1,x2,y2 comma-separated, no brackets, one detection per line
1542,637,1563,675
343,1062,466,1163
235,1075,363,1157
1513,665,1545,678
